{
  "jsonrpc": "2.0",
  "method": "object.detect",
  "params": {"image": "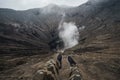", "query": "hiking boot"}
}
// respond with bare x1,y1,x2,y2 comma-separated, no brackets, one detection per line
68,56,76,67
56,53,62,69
68,56,82,80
